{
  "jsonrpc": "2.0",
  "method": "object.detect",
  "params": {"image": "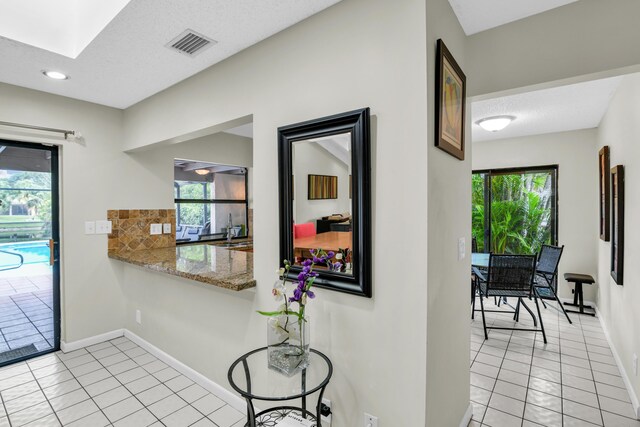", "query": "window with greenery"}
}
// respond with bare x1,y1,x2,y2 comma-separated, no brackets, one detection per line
174,167,248,244
0,171,52,242
472,166,557,255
